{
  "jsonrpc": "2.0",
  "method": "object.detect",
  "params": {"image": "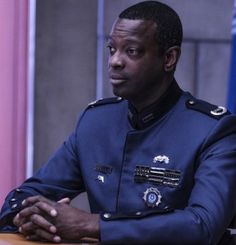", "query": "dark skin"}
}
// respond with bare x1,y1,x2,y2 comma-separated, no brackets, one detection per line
13,18,181,242
108,18,180,111
13,196,100,242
